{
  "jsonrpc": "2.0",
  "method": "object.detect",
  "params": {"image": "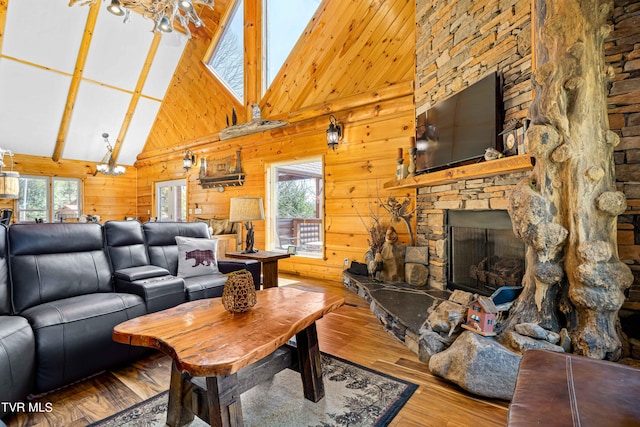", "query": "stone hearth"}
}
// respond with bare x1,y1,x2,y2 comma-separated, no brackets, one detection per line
343,272,450,356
